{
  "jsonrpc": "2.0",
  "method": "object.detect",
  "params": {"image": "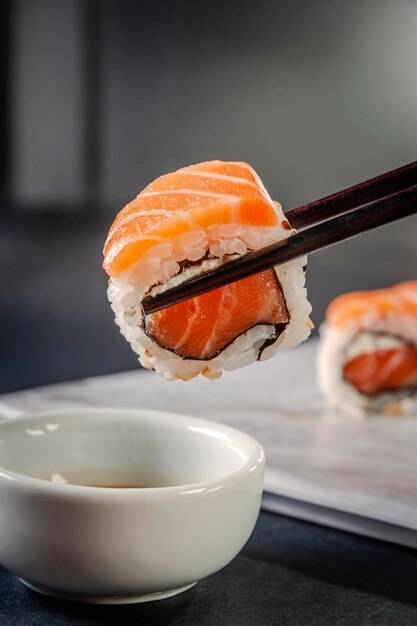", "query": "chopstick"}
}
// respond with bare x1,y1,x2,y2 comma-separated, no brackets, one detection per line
142,171,417,316
286,160,417,229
